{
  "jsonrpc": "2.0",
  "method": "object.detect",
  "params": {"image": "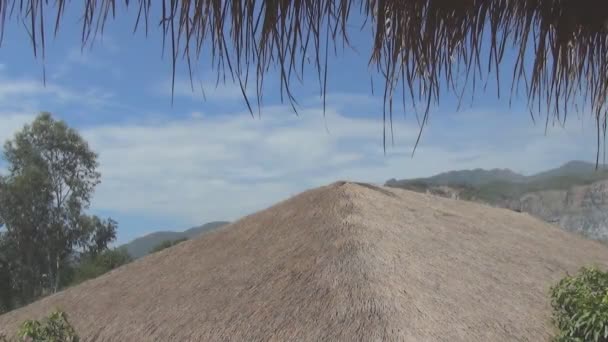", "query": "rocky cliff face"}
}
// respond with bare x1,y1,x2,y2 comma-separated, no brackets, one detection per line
407,179,608,241
507,180,608,240
424,185,462,200
386,161,608,242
